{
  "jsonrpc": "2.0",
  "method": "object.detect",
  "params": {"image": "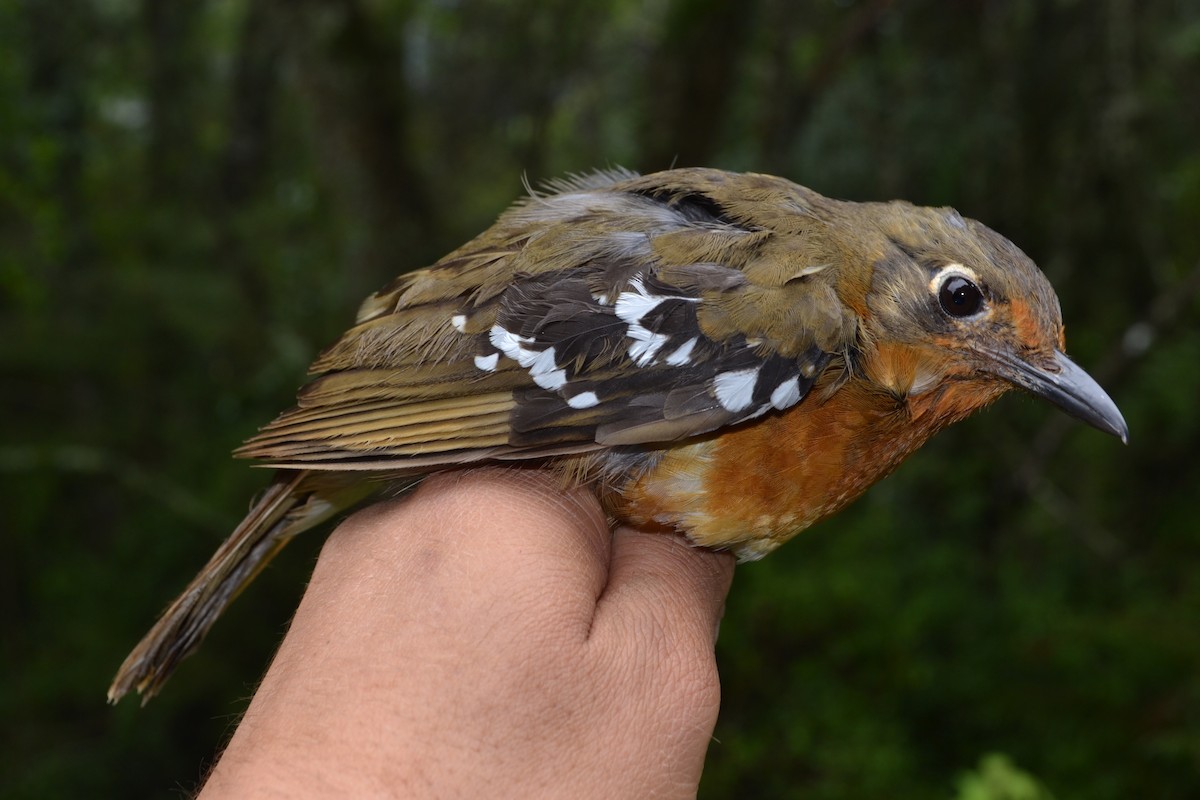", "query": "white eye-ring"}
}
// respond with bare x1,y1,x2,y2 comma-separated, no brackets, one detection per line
927,263,981,296
930,263,987,319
